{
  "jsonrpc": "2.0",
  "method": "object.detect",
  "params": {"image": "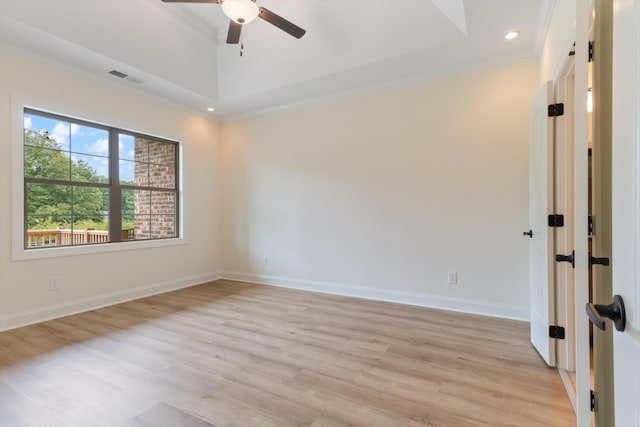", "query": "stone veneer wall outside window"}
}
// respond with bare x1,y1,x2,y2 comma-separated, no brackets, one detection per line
133,137,177,239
